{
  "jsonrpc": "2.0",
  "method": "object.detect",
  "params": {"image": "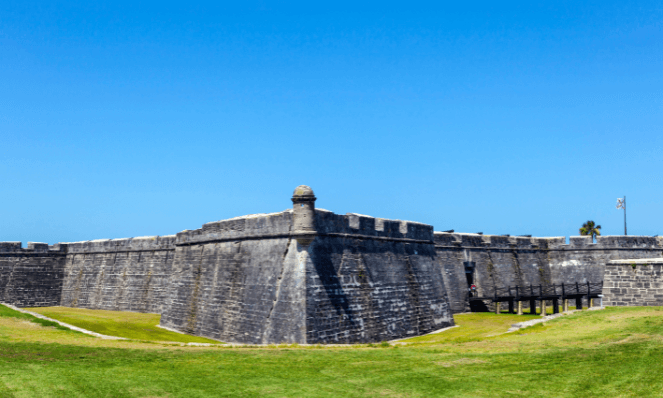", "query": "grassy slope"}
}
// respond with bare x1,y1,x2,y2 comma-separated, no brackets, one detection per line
26,306,219,344
0,306,662,397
